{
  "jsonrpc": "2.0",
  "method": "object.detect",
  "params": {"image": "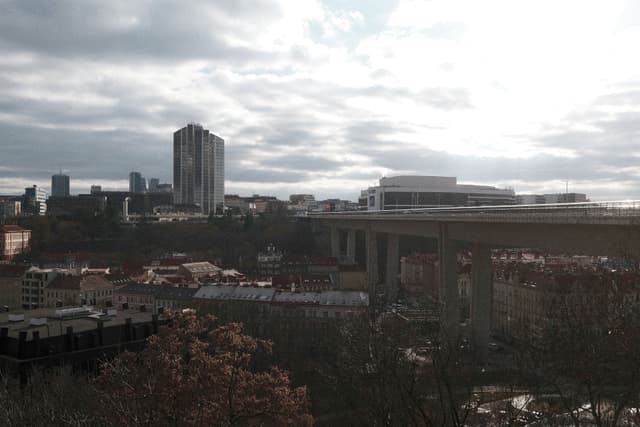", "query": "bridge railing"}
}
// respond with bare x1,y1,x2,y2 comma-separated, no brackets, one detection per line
311,200,640,221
